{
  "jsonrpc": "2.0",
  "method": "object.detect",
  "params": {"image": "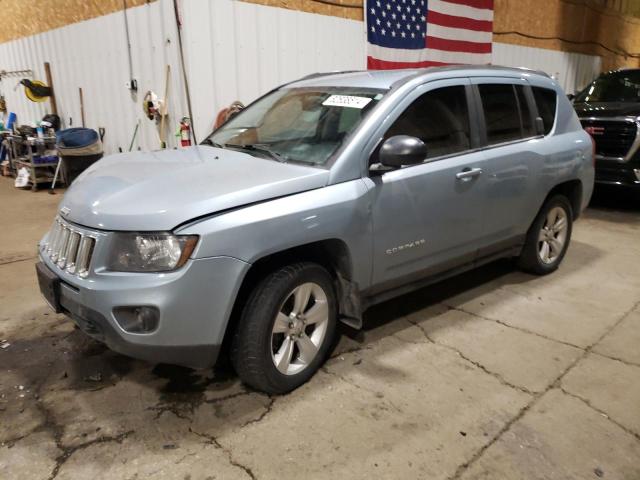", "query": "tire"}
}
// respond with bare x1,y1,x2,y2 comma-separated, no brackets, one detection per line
230,262,337,394
517,194,573,275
